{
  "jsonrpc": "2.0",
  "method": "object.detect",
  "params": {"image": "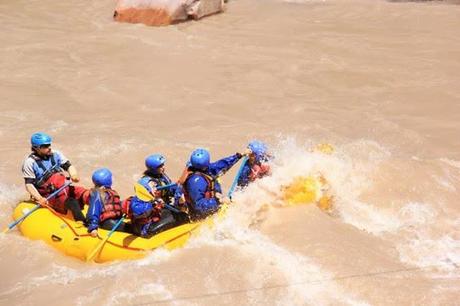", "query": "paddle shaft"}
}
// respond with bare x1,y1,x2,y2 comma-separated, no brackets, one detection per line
86,216,126,262
156,183,177,191
3,181,72,233
227,156,248,199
